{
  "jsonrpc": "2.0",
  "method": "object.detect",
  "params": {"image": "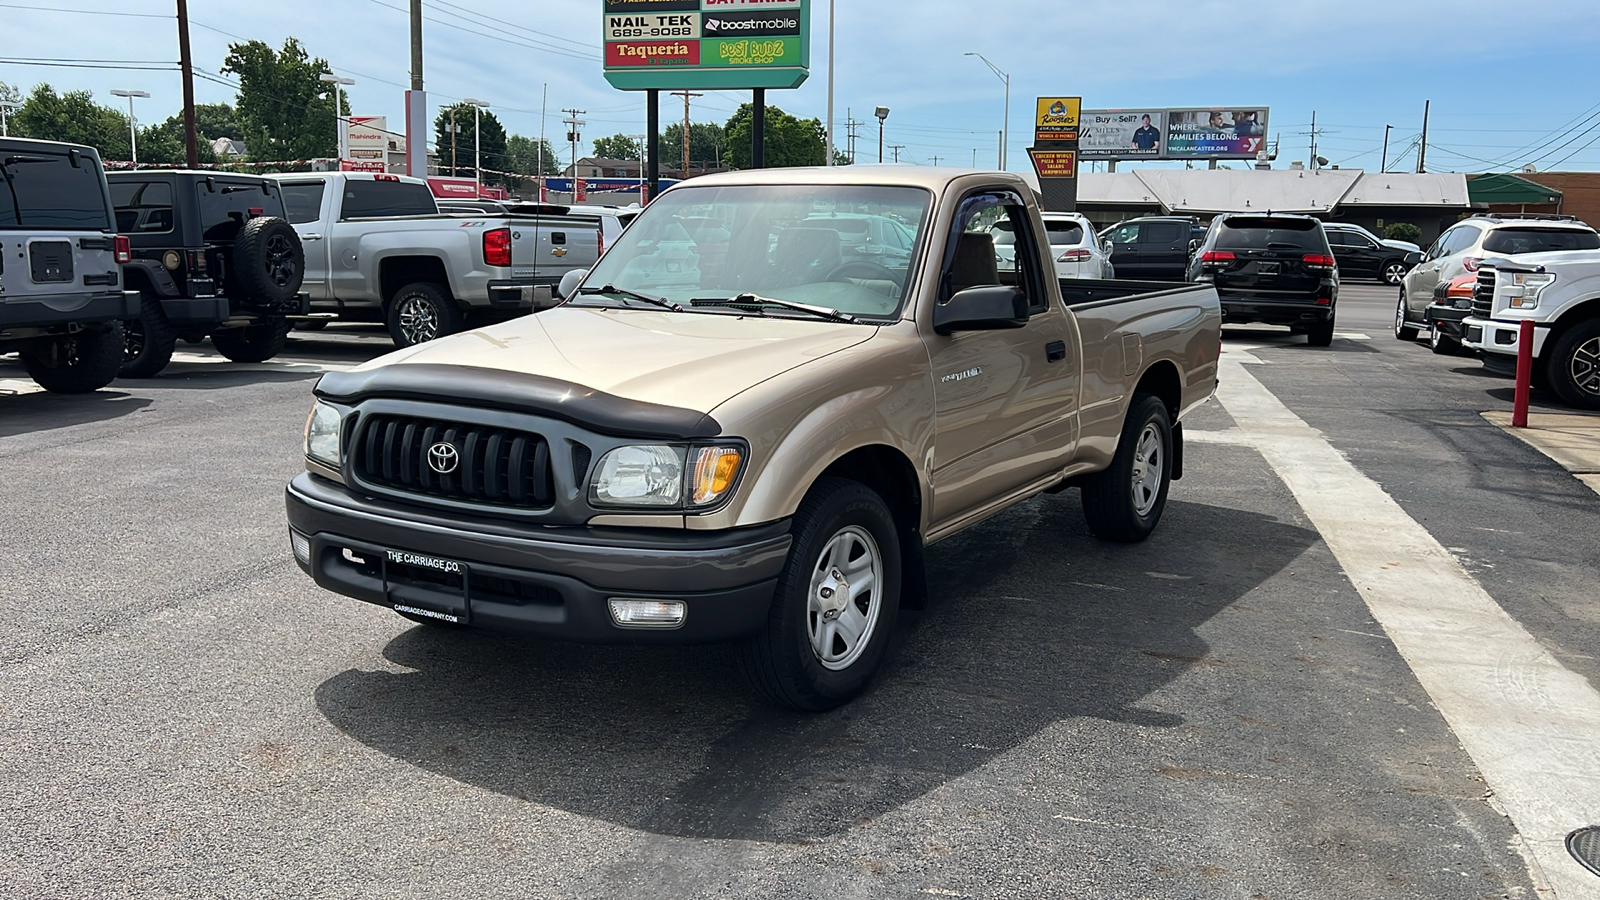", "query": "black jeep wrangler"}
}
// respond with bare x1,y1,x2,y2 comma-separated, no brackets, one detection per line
108,171,307,377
